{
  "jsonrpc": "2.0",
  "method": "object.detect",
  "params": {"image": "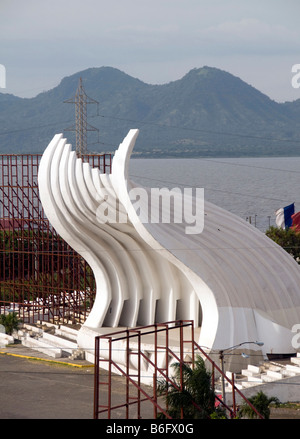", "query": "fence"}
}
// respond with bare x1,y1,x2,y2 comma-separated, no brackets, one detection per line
93,320,264,419
0,152,111,324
